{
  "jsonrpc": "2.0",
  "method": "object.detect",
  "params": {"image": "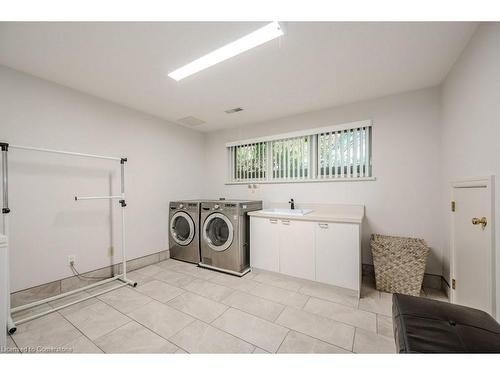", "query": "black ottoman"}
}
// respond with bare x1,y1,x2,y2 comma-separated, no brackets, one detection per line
392,293,500,353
